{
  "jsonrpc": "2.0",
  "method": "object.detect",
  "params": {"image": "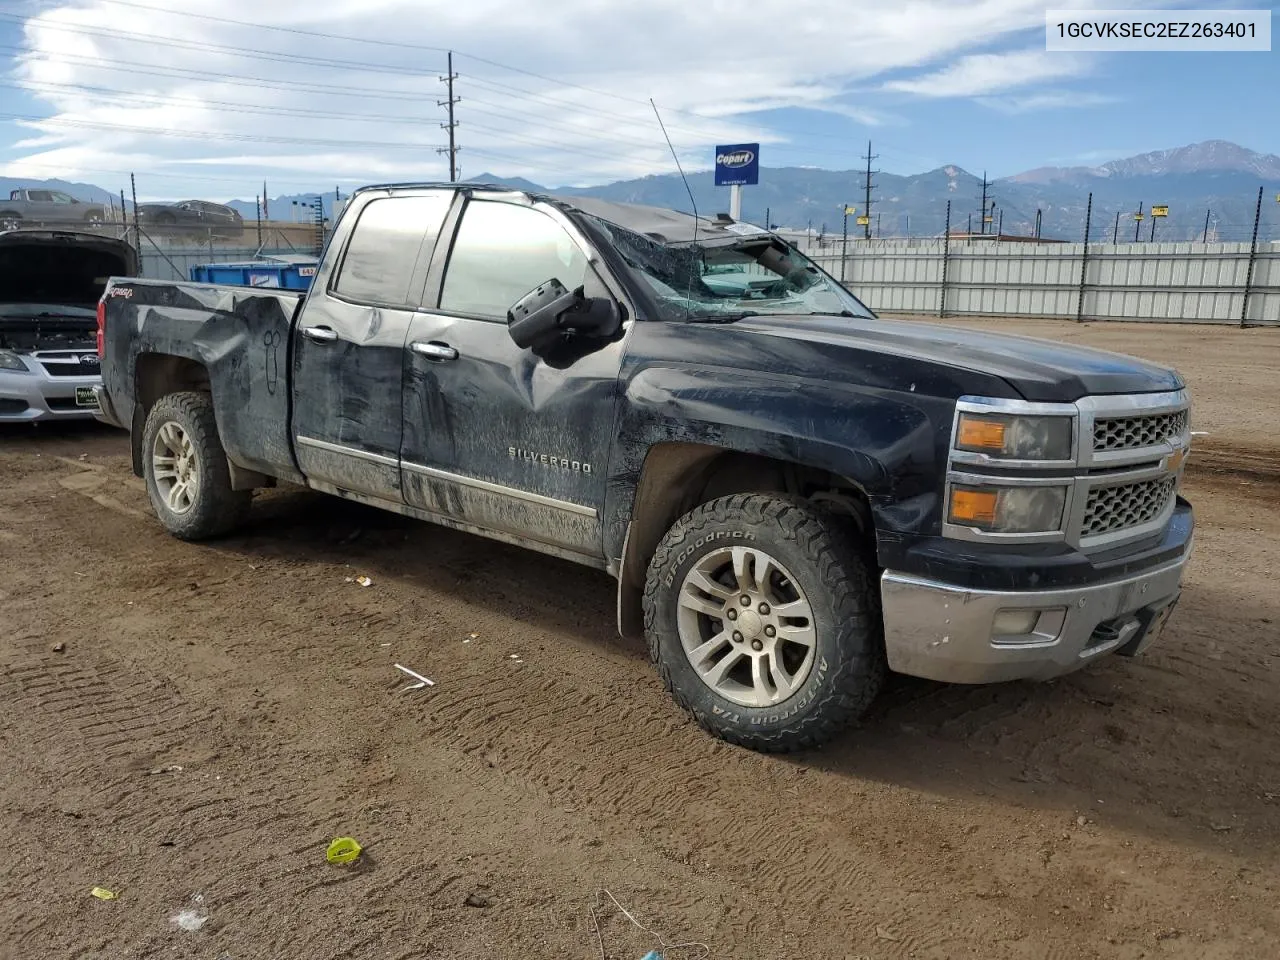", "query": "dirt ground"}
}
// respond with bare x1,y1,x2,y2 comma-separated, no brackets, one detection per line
2,319,1278,960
